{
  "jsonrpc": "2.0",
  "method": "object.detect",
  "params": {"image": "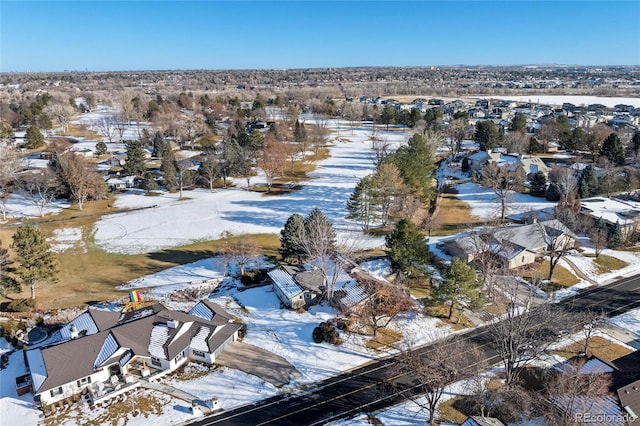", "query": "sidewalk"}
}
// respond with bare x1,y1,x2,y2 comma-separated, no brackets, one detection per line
562,256,598,286
139,381,212,415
